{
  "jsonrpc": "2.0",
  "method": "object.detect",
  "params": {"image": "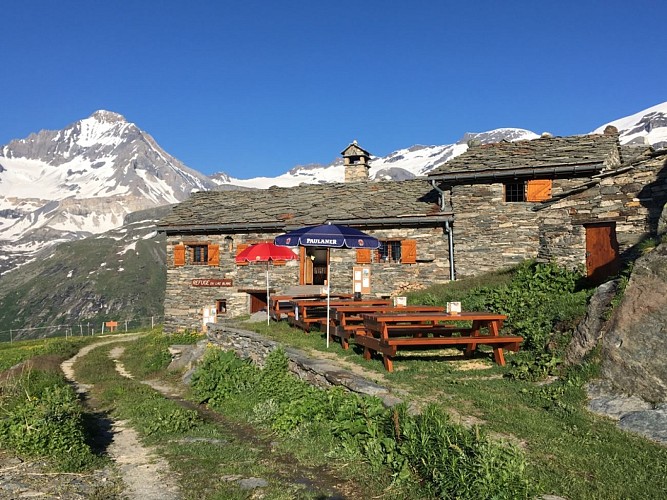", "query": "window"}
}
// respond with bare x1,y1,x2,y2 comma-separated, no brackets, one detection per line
378,240,402,263
173,243,219,266
504,182,525,202
356,239,416,264
191,245,208,265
